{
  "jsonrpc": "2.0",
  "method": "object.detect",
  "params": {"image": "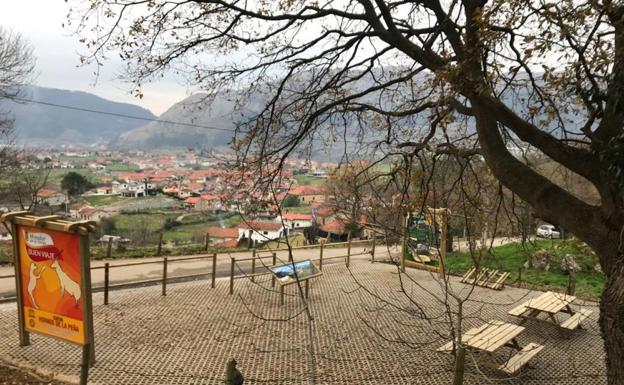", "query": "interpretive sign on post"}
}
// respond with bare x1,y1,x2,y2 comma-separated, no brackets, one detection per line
270,259,322,285
1,212,96,385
